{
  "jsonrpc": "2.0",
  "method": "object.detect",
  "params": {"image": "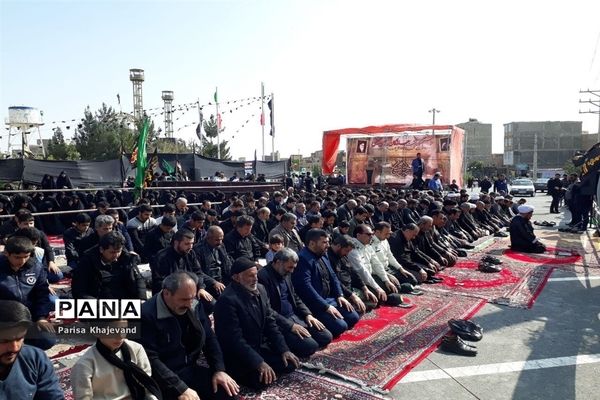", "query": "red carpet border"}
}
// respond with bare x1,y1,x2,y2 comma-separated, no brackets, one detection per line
307,294,486,390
